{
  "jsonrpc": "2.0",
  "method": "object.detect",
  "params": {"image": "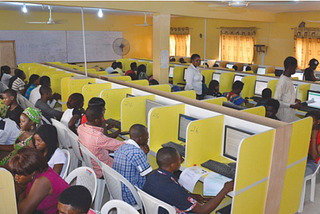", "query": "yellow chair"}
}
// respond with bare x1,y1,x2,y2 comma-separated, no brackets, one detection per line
172,66,188,86
201,69,215,87
267,79,279,98
297,84,311,102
